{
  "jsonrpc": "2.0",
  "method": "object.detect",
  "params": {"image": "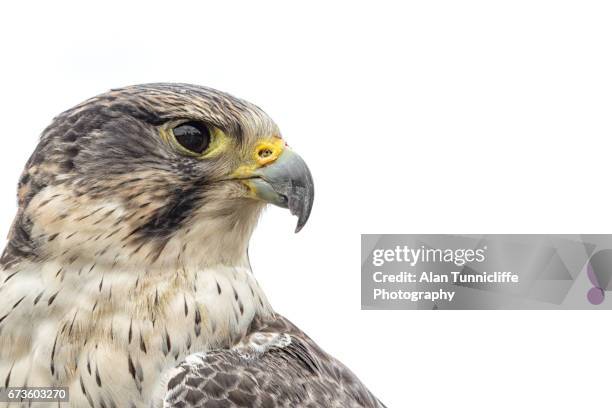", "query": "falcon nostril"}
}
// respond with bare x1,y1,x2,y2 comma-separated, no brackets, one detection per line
254,138,284,166
258,148,273,159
